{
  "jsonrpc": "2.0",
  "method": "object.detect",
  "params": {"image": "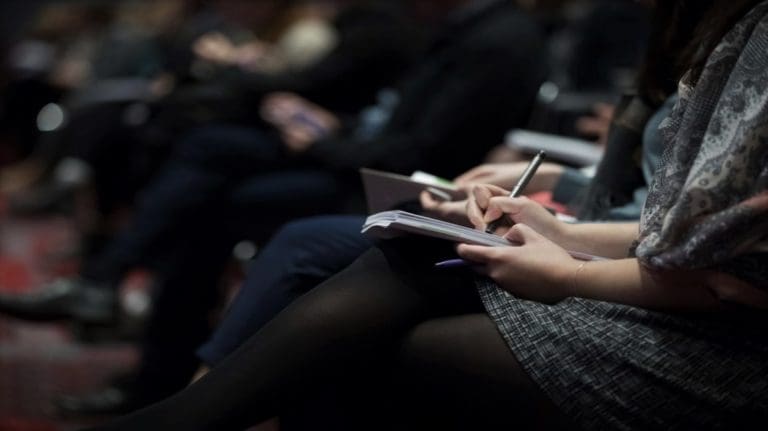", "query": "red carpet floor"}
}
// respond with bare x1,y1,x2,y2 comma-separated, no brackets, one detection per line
0,207,137,431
